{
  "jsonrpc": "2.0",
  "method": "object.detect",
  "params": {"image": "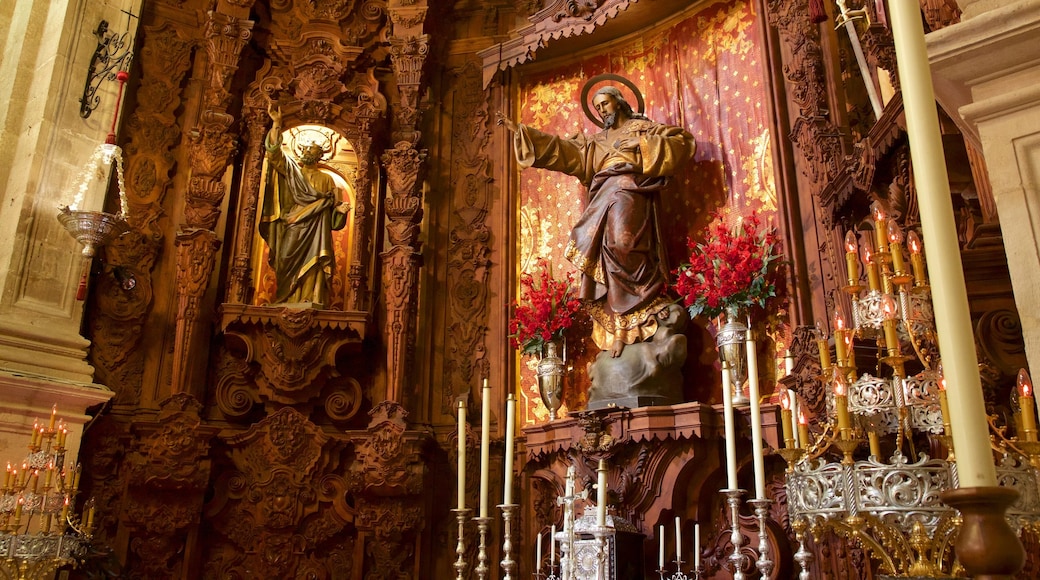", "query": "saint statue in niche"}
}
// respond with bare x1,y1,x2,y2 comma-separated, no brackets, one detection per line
259,103,352,309
499,77,696,408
